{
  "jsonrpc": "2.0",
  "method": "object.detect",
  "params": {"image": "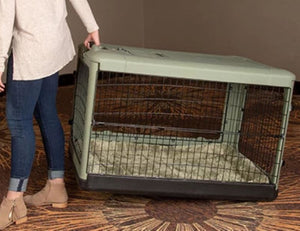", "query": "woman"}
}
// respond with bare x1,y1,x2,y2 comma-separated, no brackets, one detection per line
0,0,100,229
